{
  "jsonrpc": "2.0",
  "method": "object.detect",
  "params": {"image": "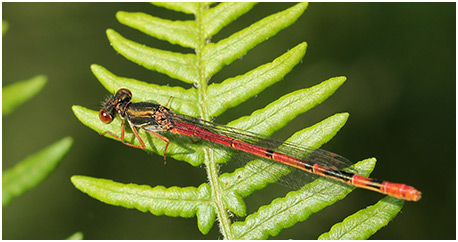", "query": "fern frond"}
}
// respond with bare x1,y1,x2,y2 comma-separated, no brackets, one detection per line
73,3,402,239
71,176,216,234
232,158,377,239
318,196,404,239
2,75,47,116
3,137,73,206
